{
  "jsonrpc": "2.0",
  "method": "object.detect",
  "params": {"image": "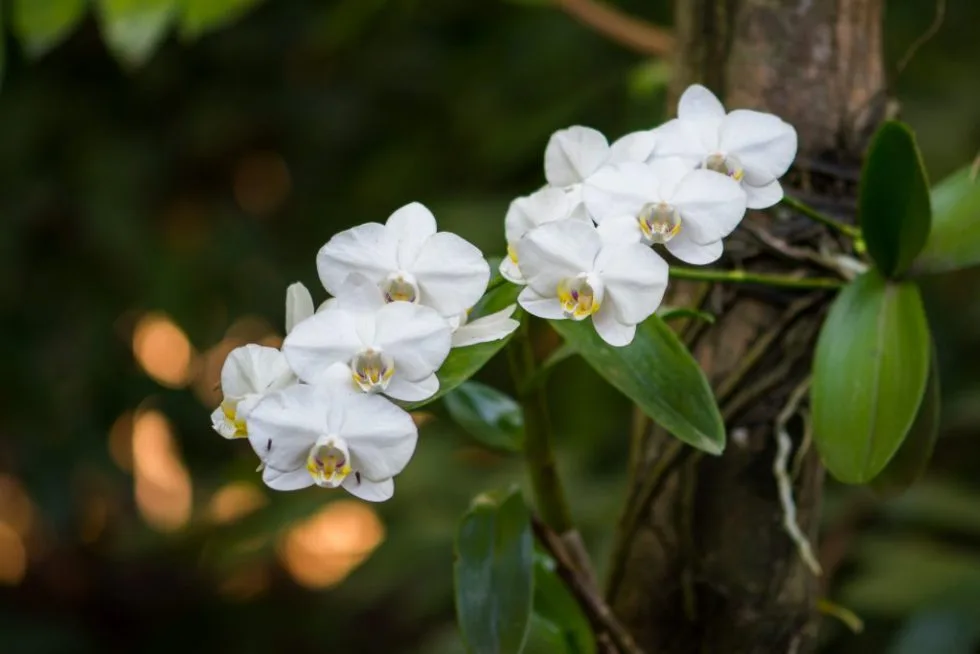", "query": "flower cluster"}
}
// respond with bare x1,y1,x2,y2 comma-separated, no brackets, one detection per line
503,84,797,345
210,84,797,502
211,202,518,501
